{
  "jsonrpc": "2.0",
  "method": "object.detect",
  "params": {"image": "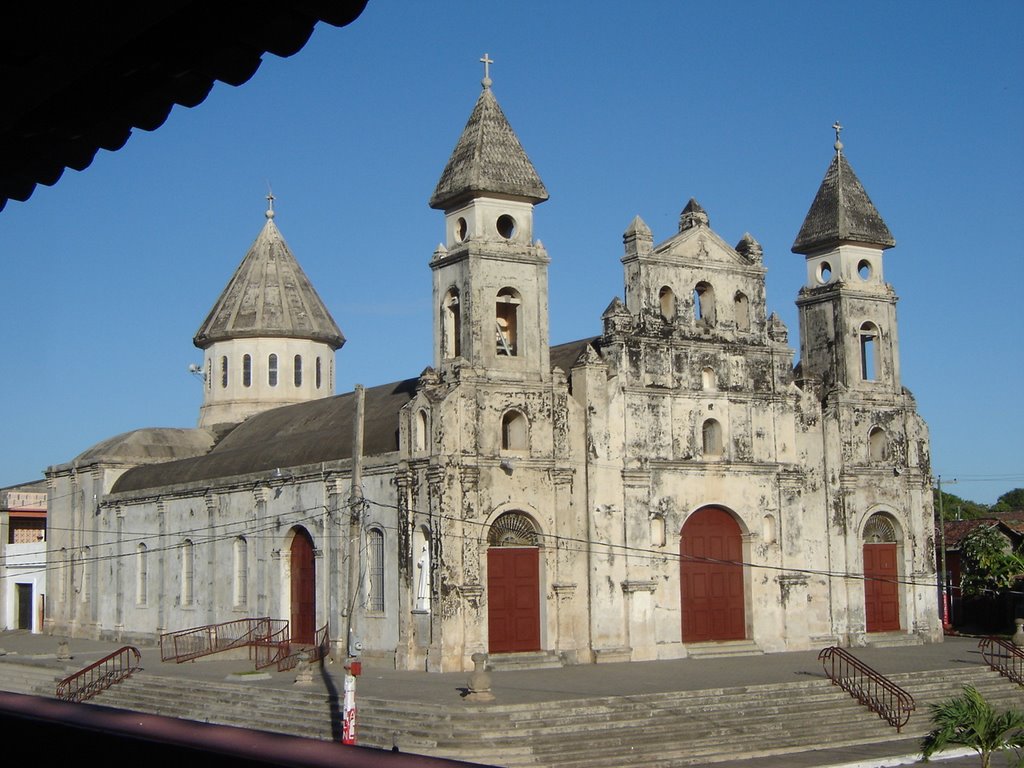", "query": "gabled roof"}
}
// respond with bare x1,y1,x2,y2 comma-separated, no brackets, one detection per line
112,378,419,493
429,85,548,211
792,150,895,254
193,213,344,349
